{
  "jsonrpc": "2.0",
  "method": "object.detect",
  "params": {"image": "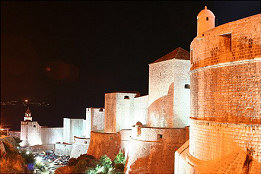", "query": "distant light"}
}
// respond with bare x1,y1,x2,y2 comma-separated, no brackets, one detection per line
24,99,28,103
36,156,42,163
26,151,30,155
46,67,51,72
